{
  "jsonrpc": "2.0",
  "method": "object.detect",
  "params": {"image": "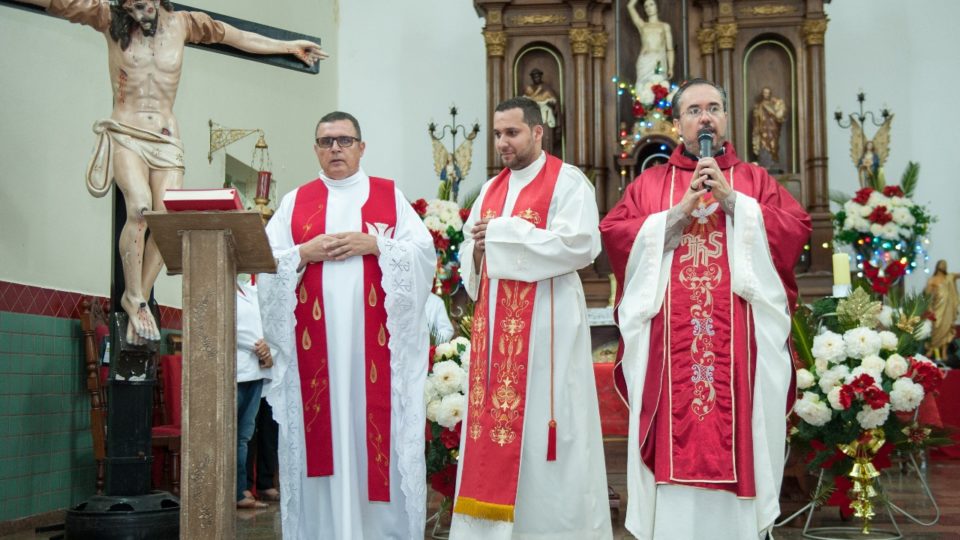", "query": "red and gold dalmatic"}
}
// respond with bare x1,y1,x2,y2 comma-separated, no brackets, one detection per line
290,177,396,502
454,153,562,522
